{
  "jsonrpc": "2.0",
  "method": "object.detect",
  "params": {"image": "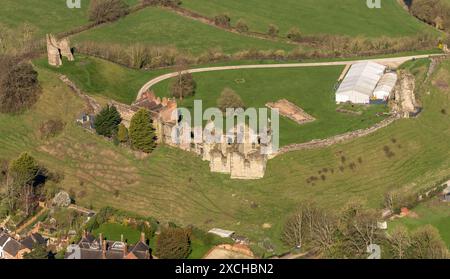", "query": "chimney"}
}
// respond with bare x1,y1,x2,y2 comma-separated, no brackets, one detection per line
140,232,145,243
101,235,107,259
123,242,128,258
82,230,87,239
120,234,124,243
99,233,103,246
